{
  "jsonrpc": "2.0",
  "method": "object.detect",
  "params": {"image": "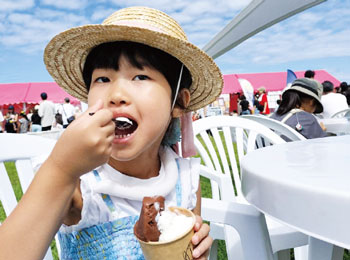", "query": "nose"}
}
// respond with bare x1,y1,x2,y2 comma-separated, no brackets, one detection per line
107,80,130,107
